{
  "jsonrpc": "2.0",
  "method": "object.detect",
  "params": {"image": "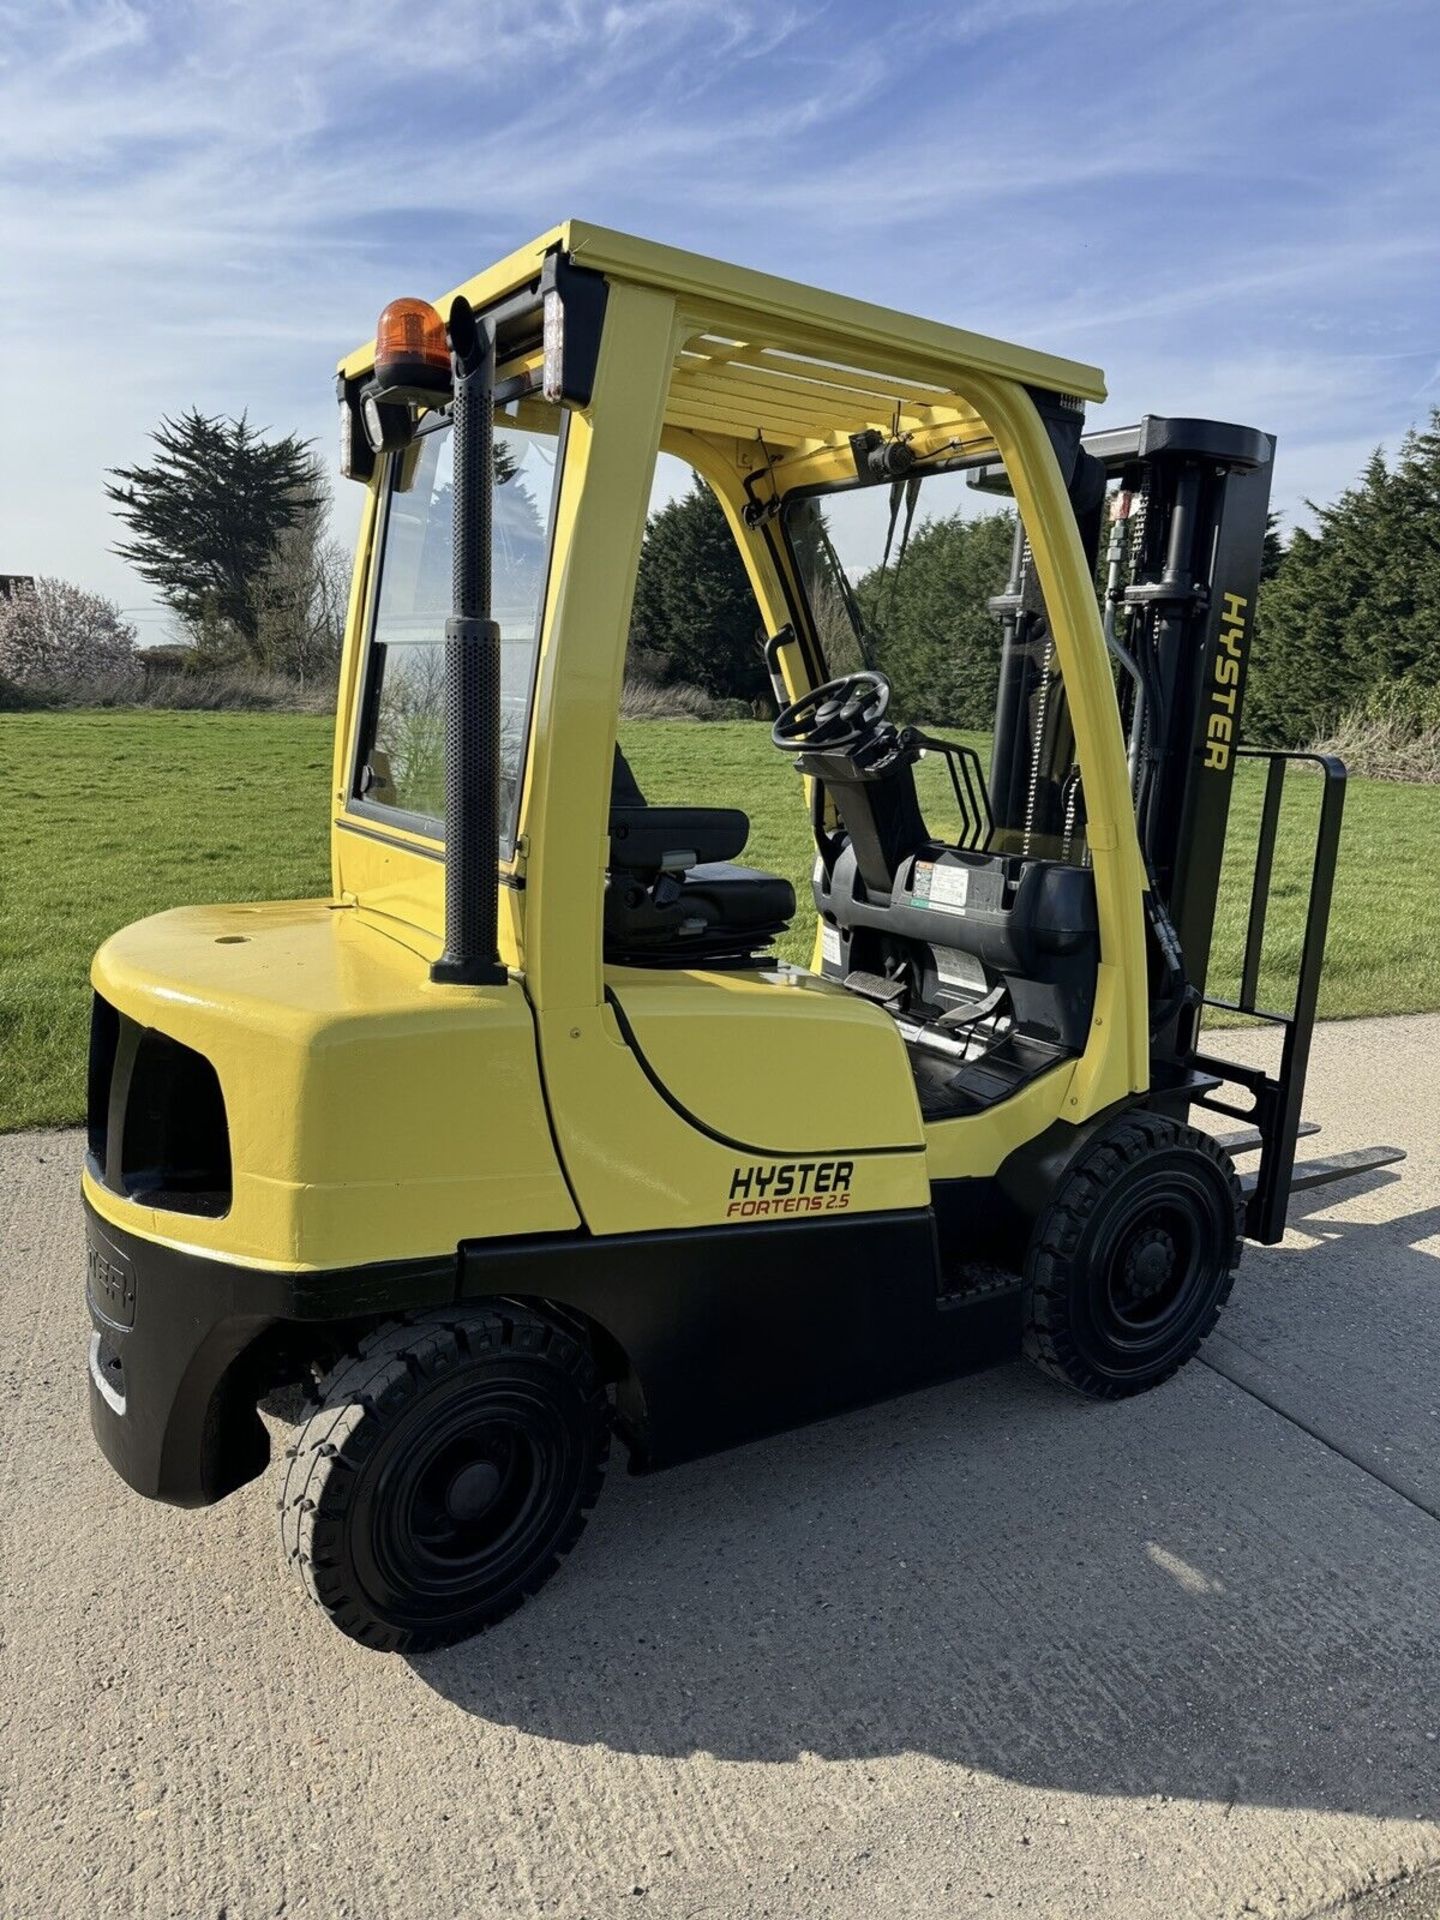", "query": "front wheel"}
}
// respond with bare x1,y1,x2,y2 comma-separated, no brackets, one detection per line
1021,1114,1243,1399
278,1304,609,1652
